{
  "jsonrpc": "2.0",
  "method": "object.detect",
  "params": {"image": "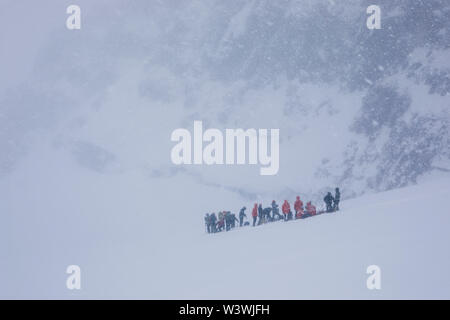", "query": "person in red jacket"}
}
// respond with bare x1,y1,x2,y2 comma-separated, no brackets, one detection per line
294,196,304,219
305,201,317,216
251,203,258,226
282,200,291,221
